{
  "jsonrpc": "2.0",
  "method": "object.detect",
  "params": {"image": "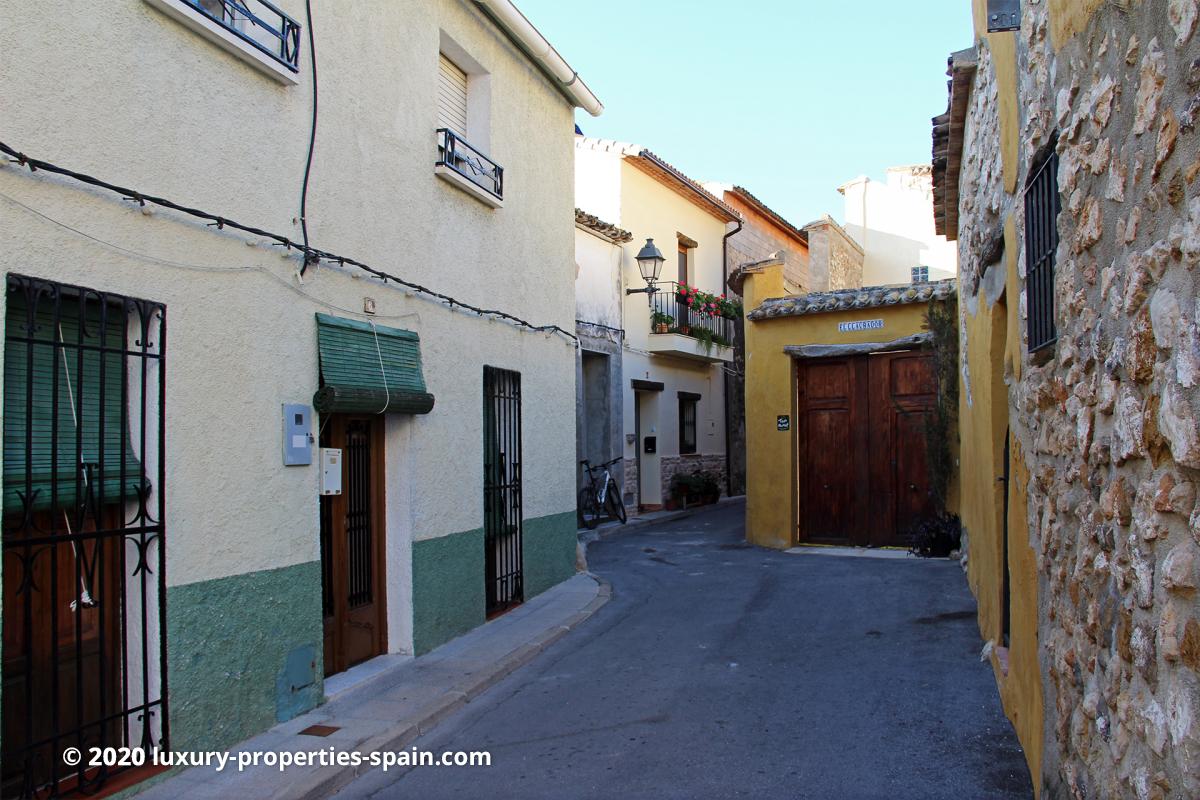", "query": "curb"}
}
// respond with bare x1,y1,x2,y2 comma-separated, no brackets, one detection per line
290,573,612,800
